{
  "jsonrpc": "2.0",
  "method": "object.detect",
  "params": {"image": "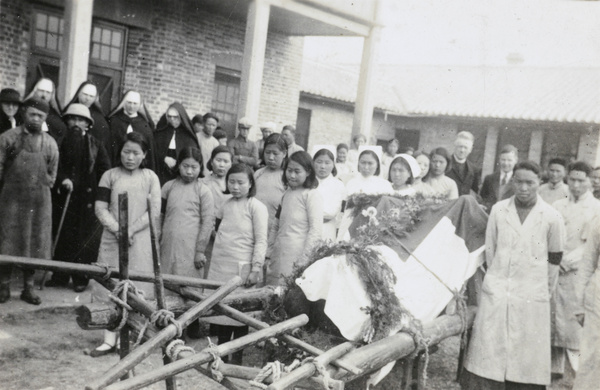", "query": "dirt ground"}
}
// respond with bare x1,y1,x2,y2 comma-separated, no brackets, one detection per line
0,306,575,390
